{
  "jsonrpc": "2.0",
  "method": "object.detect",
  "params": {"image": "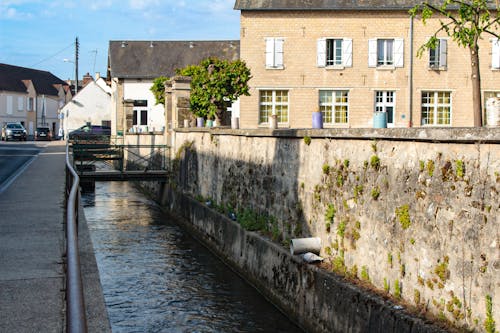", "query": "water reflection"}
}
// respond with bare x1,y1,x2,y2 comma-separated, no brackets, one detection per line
82,182,304,333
